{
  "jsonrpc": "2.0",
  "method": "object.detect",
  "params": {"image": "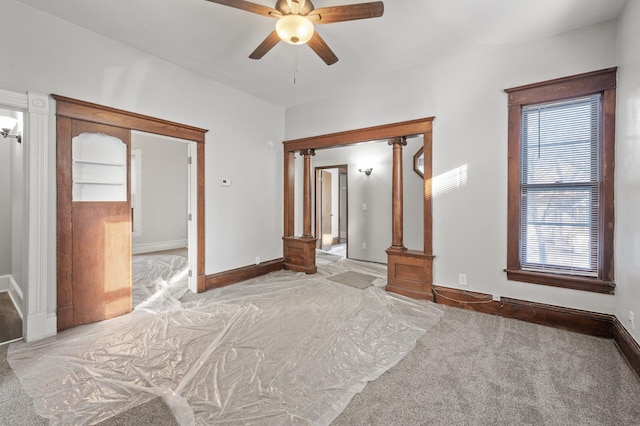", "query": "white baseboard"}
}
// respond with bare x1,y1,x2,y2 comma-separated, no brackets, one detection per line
132,239,188,255
0,275,9,292
25,312,57,342
1,275,24,319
